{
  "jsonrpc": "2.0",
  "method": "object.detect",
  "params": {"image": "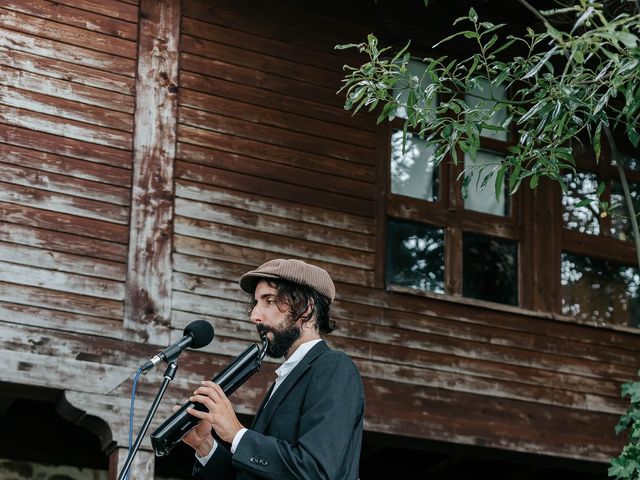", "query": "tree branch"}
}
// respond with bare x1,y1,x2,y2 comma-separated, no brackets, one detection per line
603,124,640,269
516,0,549,26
